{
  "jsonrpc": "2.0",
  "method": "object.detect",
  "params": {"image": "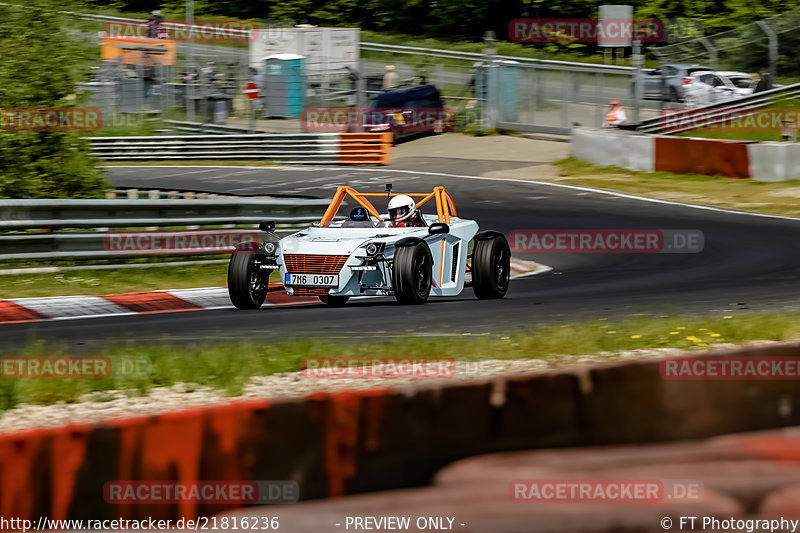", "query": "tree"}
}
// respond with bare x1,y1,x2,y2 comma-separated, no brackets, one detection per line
0,0,106,198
